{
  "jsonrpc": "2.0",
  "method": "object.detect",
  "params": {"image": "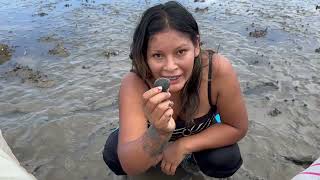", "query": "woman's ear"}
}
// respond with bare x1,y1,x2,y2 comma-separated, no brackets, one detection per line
194,35,201,57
